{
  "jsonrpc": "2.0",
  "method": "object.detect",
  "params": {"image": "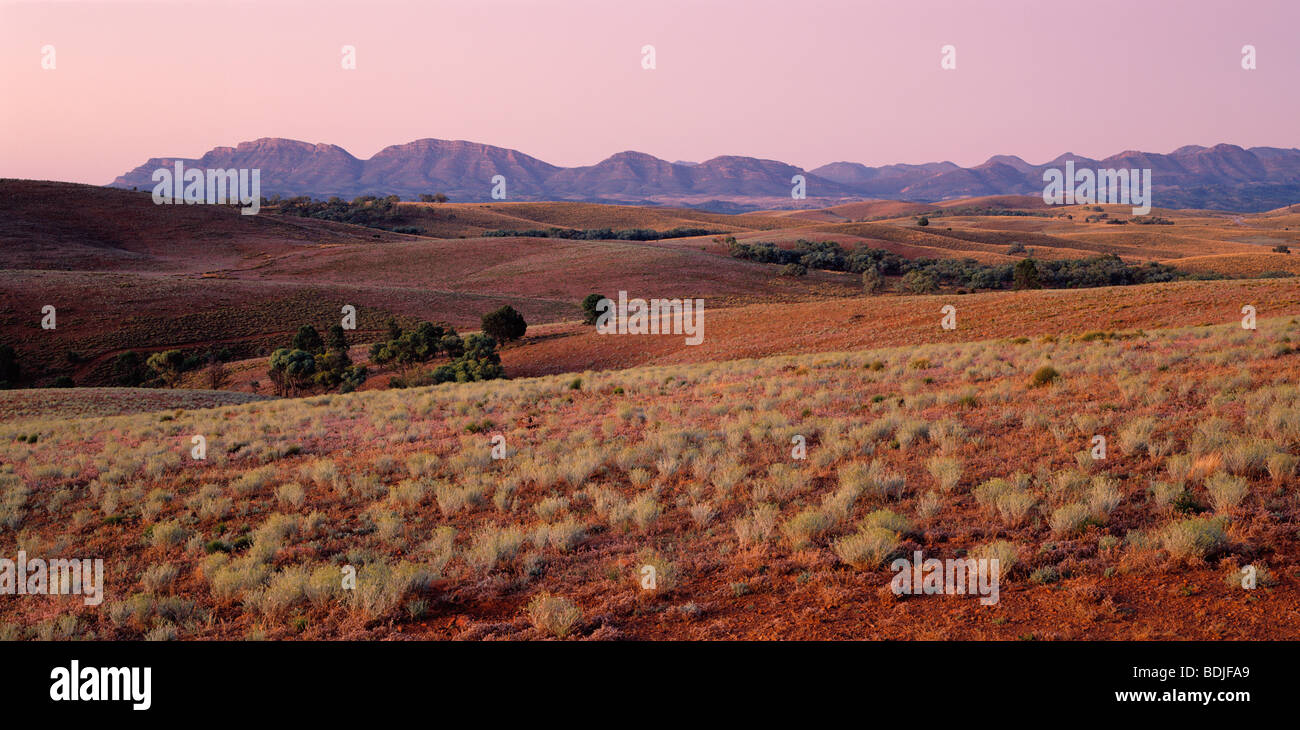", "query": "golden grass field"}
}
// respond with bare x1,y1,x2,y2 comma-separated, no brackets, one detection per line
3,316,1299,639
